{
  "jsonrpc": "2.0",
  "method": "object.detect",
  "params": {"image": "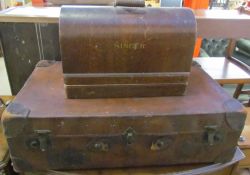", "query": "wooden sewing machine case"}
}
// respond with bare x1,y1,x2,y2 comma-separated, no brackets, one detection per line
59,3,196,98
